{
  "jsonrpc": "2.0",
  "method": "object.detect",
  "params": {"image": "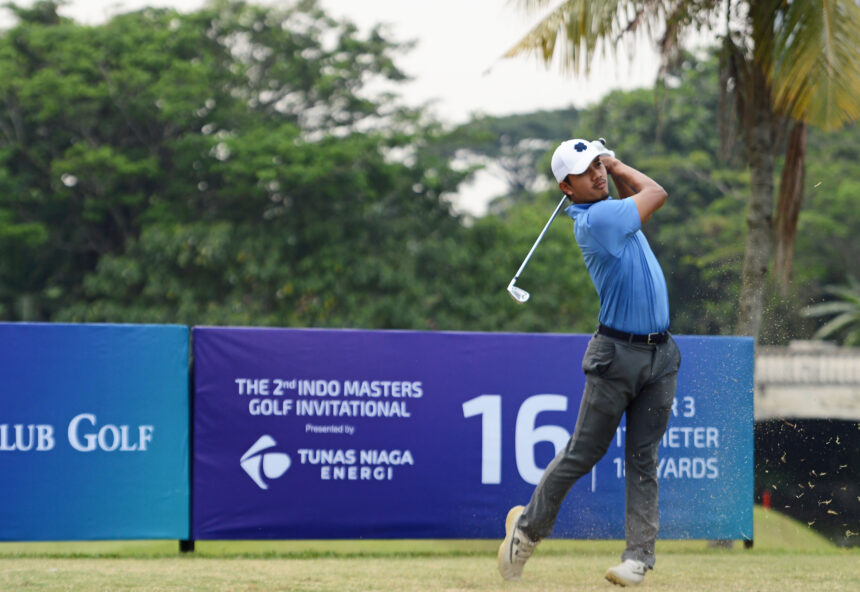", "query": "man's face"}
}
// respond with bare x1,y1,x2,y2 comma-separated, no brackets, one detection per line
559,157,609,203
